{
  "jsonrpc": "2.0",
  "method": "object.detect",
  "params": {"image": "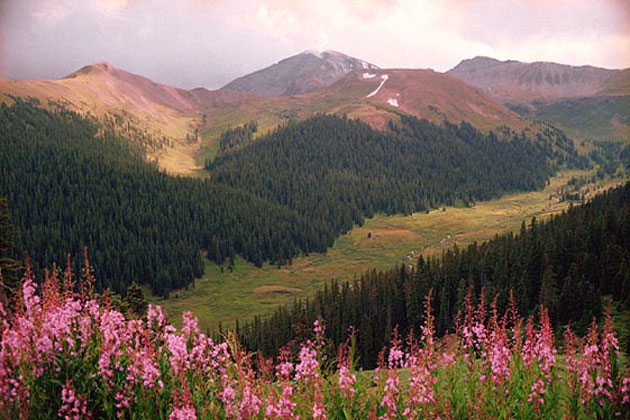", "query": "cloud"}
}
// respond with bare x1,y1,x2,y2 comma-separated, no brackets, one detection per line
223,0,630,70
449,0,628,43
1,0,628,88
95,0,133,16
